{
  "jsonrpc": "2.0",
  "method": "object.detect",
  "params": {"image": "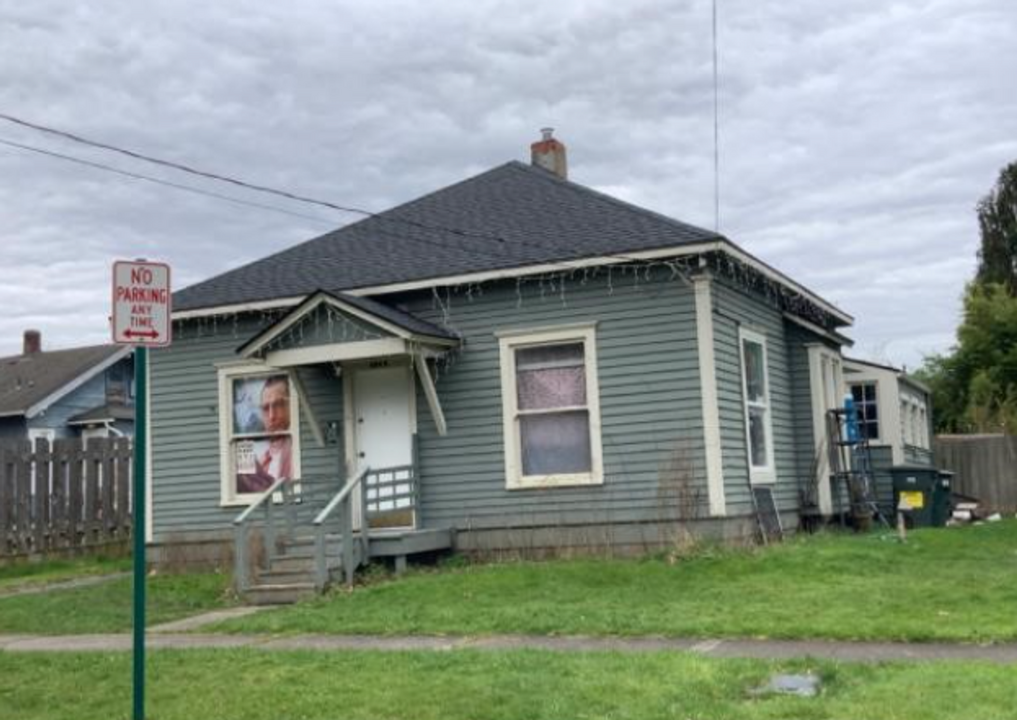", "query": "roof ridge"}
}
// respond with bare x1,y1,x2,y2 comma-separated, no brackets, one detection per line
503,161,722,242
0,343,121,366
